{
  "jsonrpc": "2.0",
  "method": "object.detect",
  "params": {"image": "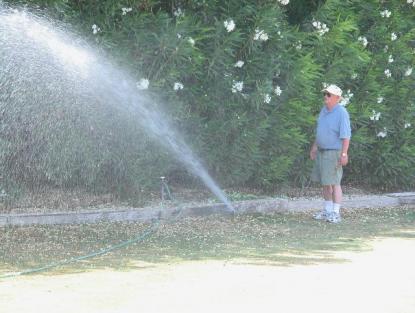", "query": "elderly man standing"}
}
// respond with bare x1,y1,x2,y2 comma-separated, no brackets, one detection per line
310,84,351,223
